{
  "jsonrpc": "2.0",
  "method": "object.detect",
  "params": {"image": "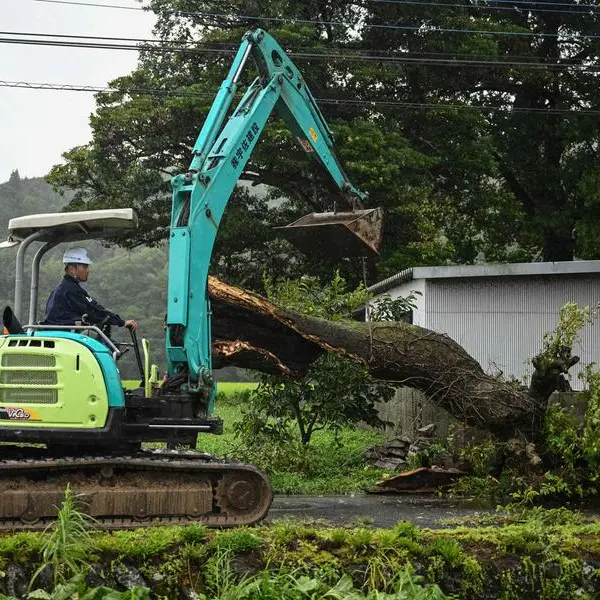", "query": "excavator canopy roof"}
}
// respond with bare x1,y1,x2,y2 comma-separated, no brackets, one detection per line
1,208,138,324
2,208,137,246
